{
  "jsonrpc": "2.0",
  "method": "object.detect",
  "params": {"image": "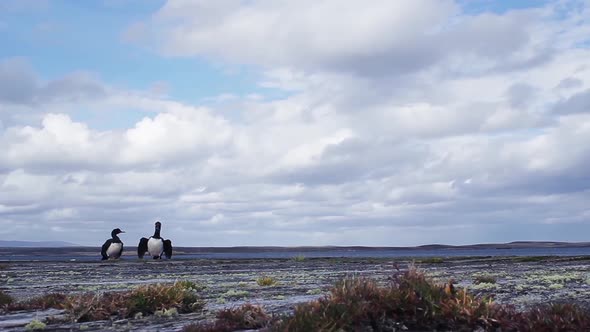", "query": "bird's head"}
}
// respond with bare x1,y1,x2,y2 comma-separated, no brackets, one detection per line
111,228,125,236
